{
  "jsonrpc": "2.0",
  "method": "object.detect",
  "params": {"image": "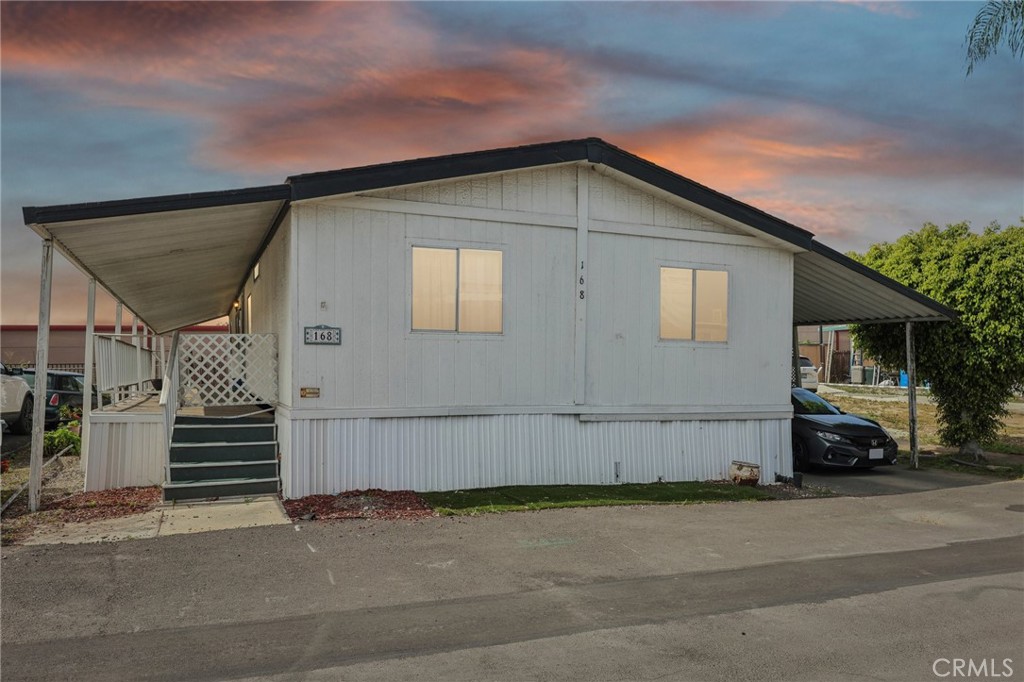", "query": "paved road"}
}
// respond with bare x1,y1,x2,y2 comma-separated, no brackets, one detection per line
3,481,1022,681
1,432,30,456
